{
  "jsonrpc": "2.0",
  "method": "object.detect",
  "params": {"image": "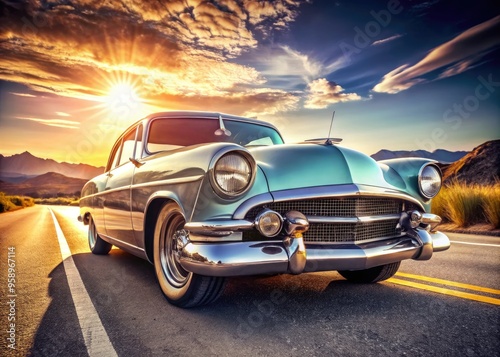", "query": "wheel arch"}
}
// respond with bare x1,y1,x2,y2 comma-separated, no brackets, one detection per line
143,193,185,264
